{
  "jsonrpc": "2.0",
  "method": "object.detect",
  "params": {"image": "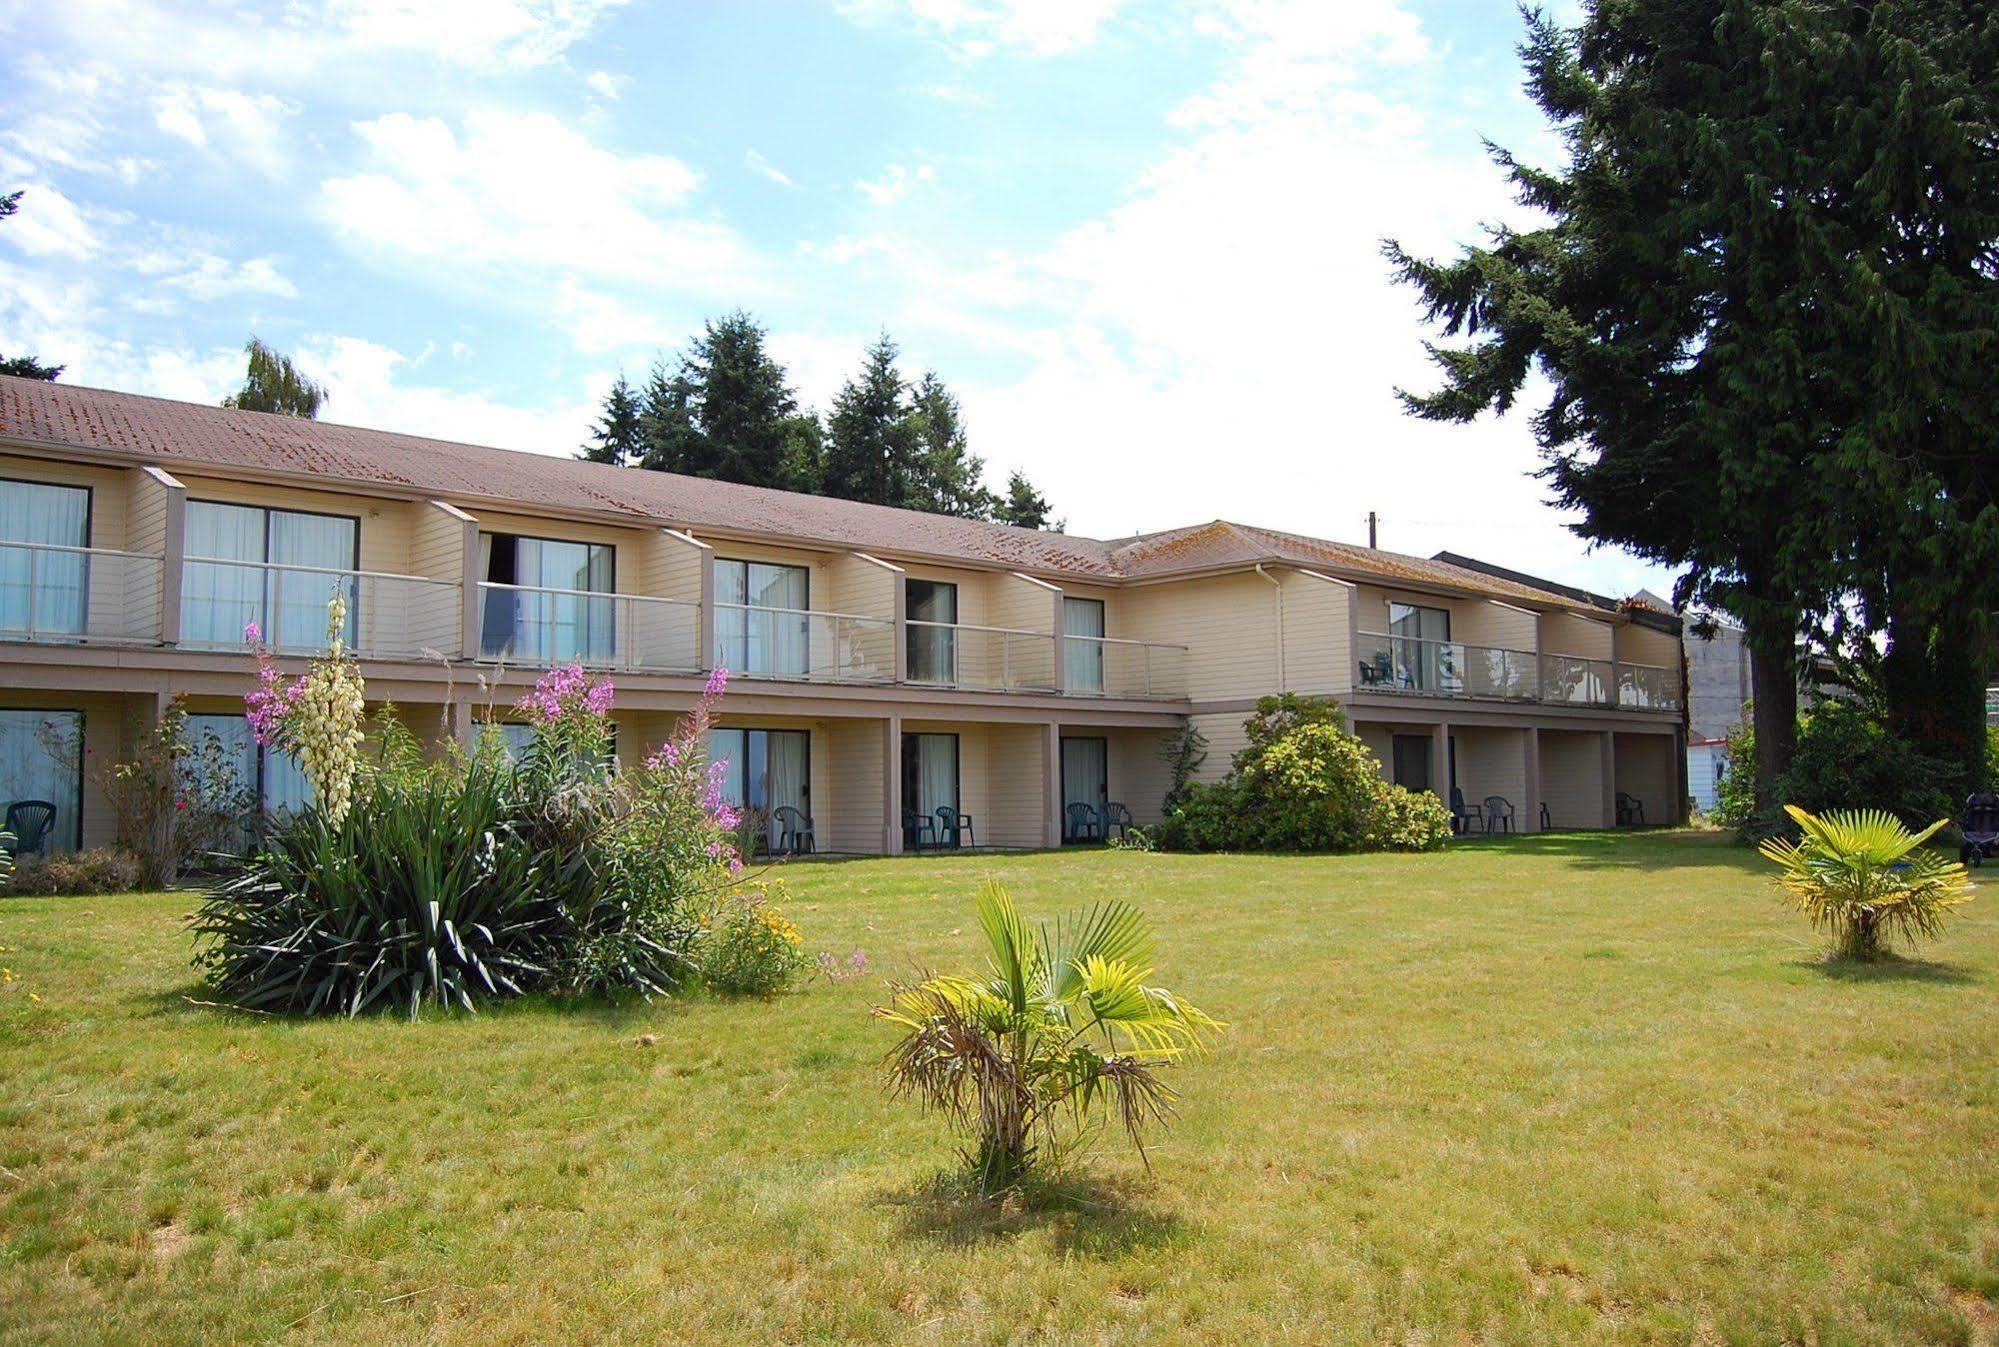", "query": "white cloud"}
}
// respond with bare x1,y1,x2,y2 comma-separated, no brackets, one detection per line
854,162,935,206
839,0,1125,57
154,253,299,302
320,110,760,309
0,186,98,260
152,84,298,177
586,69,625,100
916,82,993,107
745,149,795,187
